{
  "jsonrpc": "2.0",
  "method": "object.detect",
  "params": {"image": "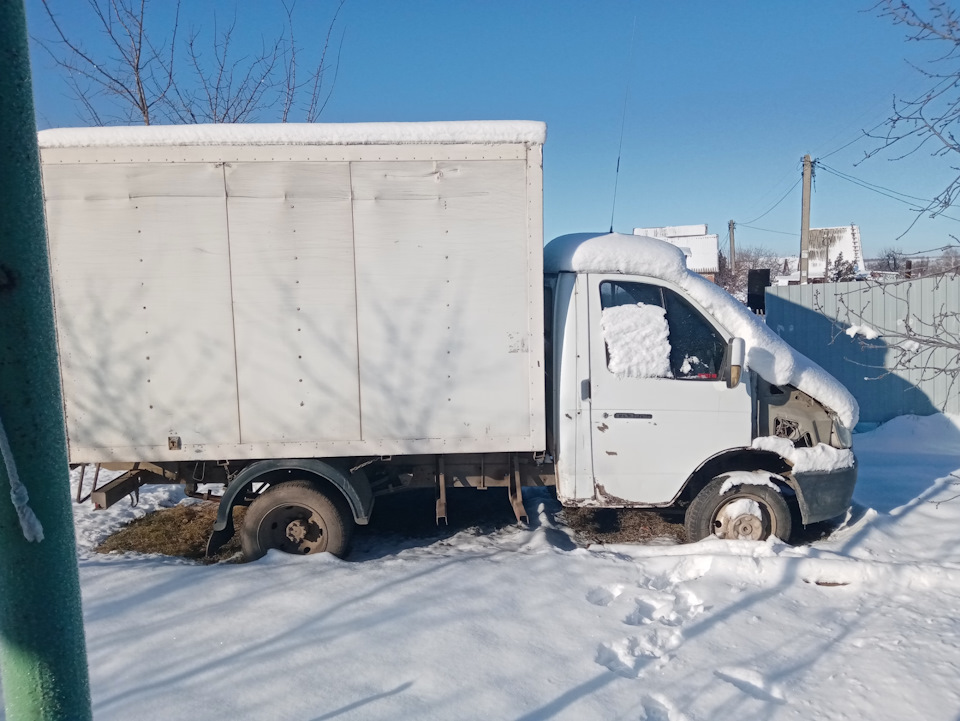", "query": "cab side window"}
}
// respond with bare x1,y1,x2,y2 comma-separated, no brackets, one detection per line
599,280,726,380
662,289,725,379
599,280,663,309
